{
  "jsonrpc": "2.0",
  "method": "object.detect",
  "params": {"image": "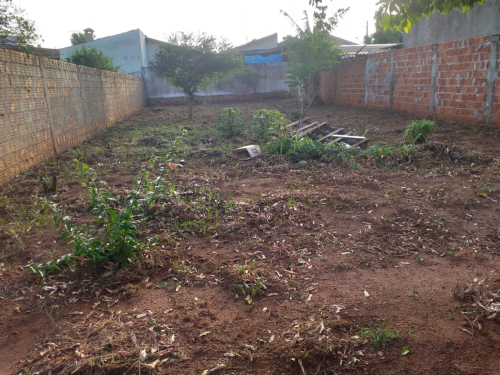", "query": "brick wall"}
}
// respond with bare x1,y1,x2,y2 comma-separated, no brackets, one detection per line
0,49,146,183
321,35,500,126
